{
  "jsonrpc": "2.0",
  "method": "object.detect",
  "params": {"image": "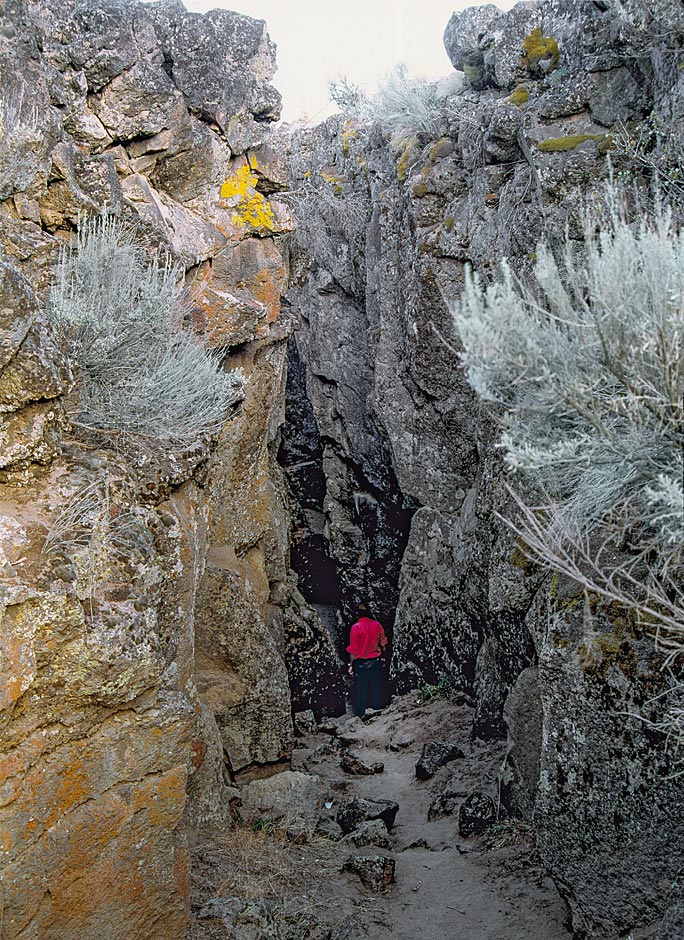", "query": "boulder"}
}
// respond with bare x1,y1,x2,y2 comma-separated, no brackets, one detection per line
293,709,317,737
342,855,396,892
340,749,384,776
336,797,399,834
91,59,188,141
149,2,281,146
341,820,393,850
196,896,282,938
389,730,414,752
240,771,327,829
458,791,497,837
443,5,501,89
415,741,464,780
657,898,684,940
428,780,468,820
